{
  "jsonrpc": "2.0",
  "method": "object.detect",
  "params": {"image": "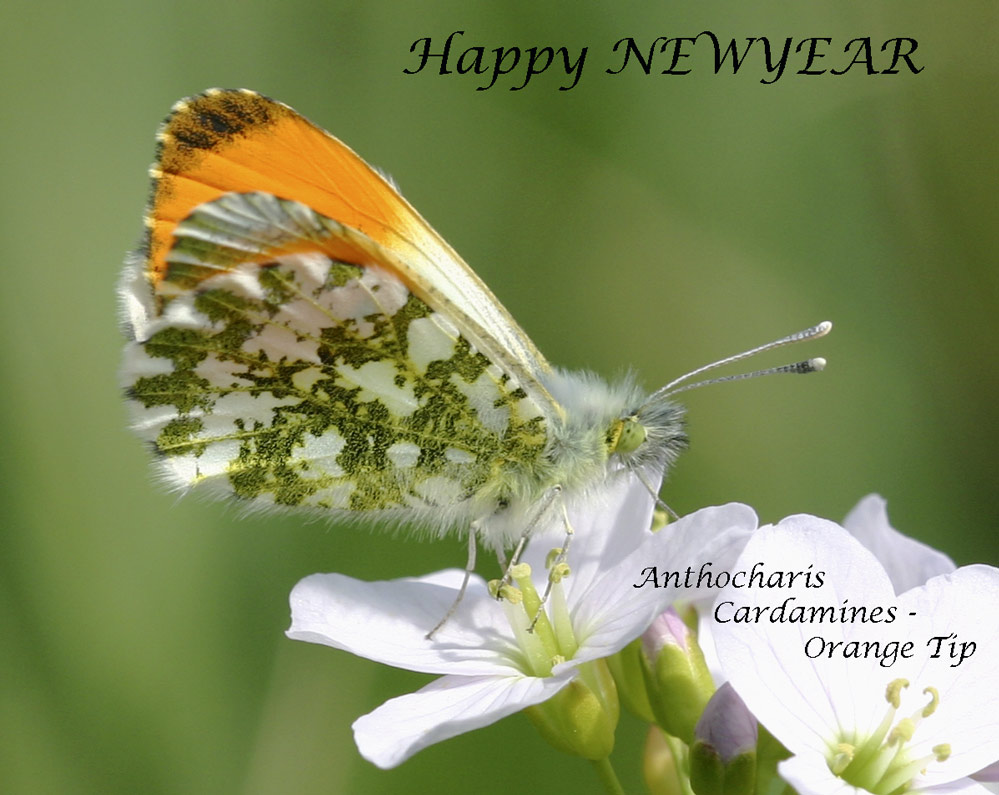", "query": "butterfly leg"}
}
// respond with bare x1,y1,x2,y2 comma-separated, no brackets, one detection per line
528,489,574,632
629,463,679,520
493,486,561,594
425,523,479,640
